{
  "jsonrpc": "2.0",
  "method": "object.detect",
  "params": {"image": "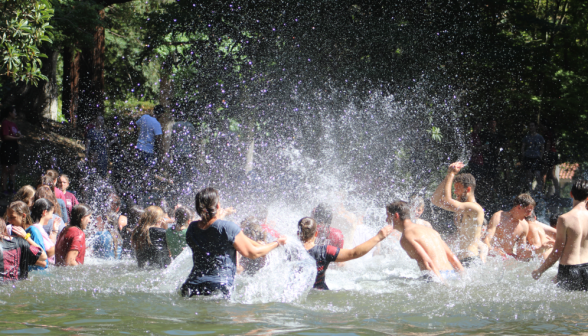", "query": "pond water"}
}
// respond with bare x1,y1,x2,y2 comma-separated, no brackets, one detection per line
1,238,585,335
